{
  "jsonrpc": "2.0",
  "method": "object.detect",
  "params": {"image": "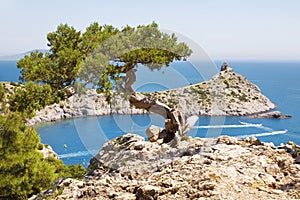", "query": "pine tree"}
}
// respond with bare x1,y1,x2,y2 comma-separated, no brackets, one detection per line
0,113,57,199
